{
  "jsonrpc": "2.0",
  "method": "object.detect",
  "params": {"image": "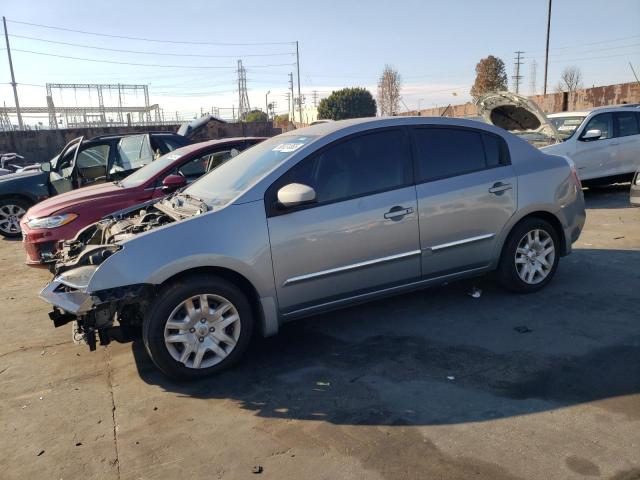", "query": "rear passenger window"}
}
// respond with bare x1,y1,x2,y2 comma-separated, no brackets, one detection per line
413,128,492,181
482,134,503,168
615,112,639,137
